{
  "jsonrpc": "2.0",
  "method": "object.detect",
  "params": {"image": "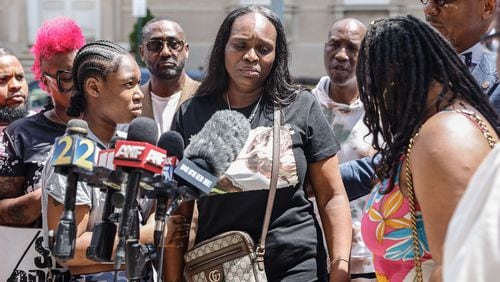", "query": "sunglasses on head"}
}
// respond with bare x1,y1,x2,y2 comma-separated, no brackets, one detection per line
145,39,185,53
420,0,449,6
43,70,73,93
